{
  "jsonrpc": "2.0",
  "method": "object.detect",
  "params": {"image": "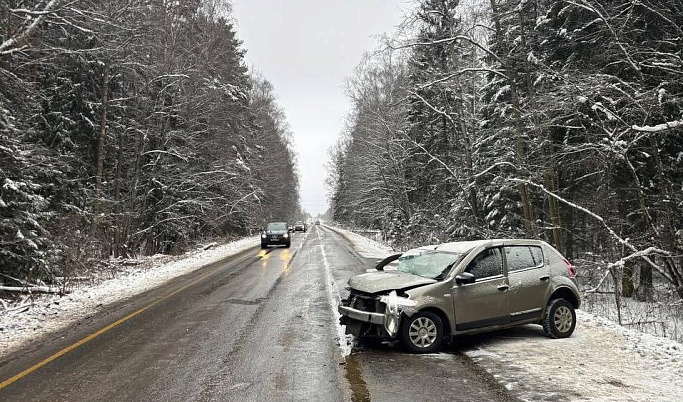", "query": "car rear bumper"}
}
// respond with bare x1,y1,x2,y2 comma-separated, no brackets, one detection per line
338,305,385,325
